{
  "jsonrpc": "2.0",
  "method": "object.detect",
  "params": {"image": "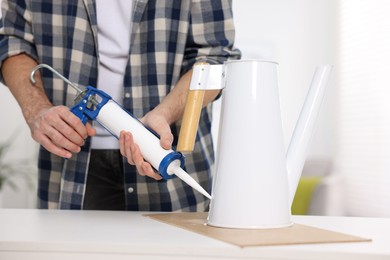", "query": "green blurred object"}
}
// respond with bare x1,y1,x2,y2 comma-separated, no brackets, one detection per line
291,176,323,215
